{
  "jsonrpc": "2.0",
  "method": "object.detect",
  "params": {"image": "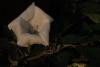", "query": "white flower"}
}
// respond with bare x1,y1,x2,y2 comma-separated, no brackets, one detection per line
8,2,53,47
